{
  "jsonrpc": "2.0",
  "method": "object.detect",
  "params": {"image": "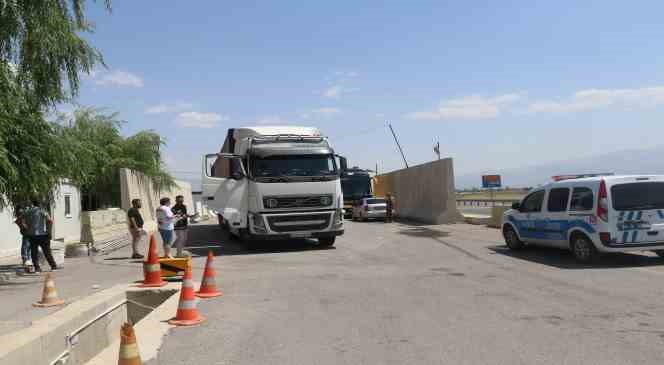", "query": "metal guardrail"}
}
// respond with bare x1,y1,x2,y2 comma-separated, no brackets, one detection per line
456,199,519,207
